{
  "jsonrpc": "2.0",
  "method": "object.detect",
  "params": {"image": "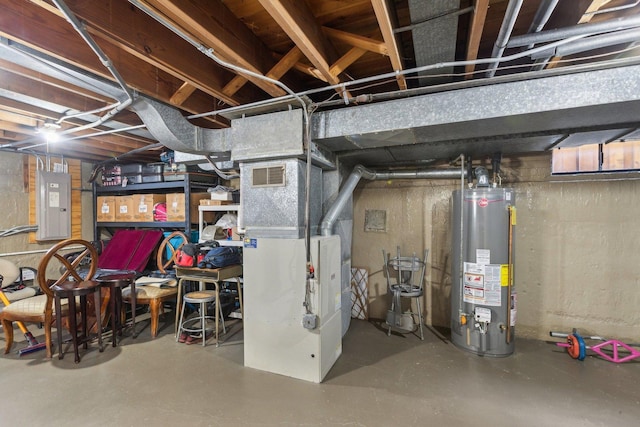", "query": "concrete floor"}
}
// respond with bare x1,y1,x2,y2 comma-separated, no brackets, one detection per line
0,317,638,426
